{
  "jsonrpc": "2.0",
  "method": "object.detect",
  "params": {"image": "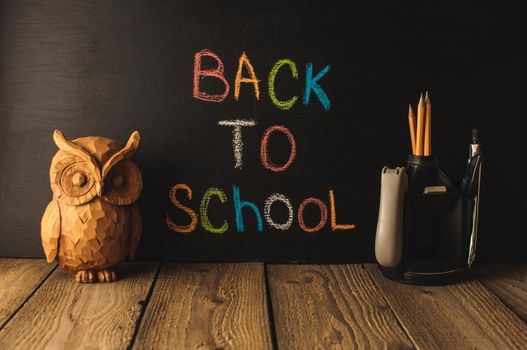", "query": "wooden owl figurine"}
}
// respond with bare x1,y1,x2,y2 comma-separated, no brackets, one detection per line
41,129,142,283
